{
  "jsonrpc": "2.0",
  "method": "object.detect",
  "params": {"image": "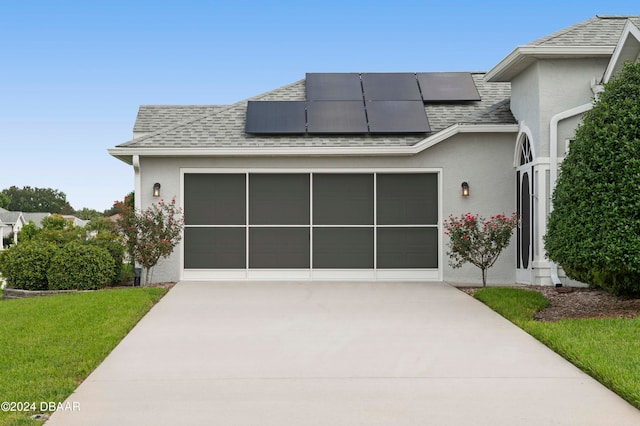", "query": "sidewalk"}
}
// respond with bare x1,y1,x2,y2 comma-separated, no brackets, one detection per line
47,281,640,425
